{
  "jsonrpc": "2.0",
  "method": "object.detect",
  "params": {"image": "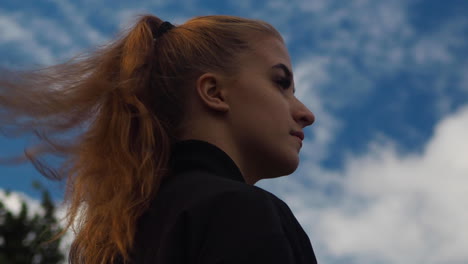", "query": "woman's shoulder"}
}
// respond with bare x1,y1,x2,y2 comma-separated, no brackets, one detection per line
182,184,285,234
